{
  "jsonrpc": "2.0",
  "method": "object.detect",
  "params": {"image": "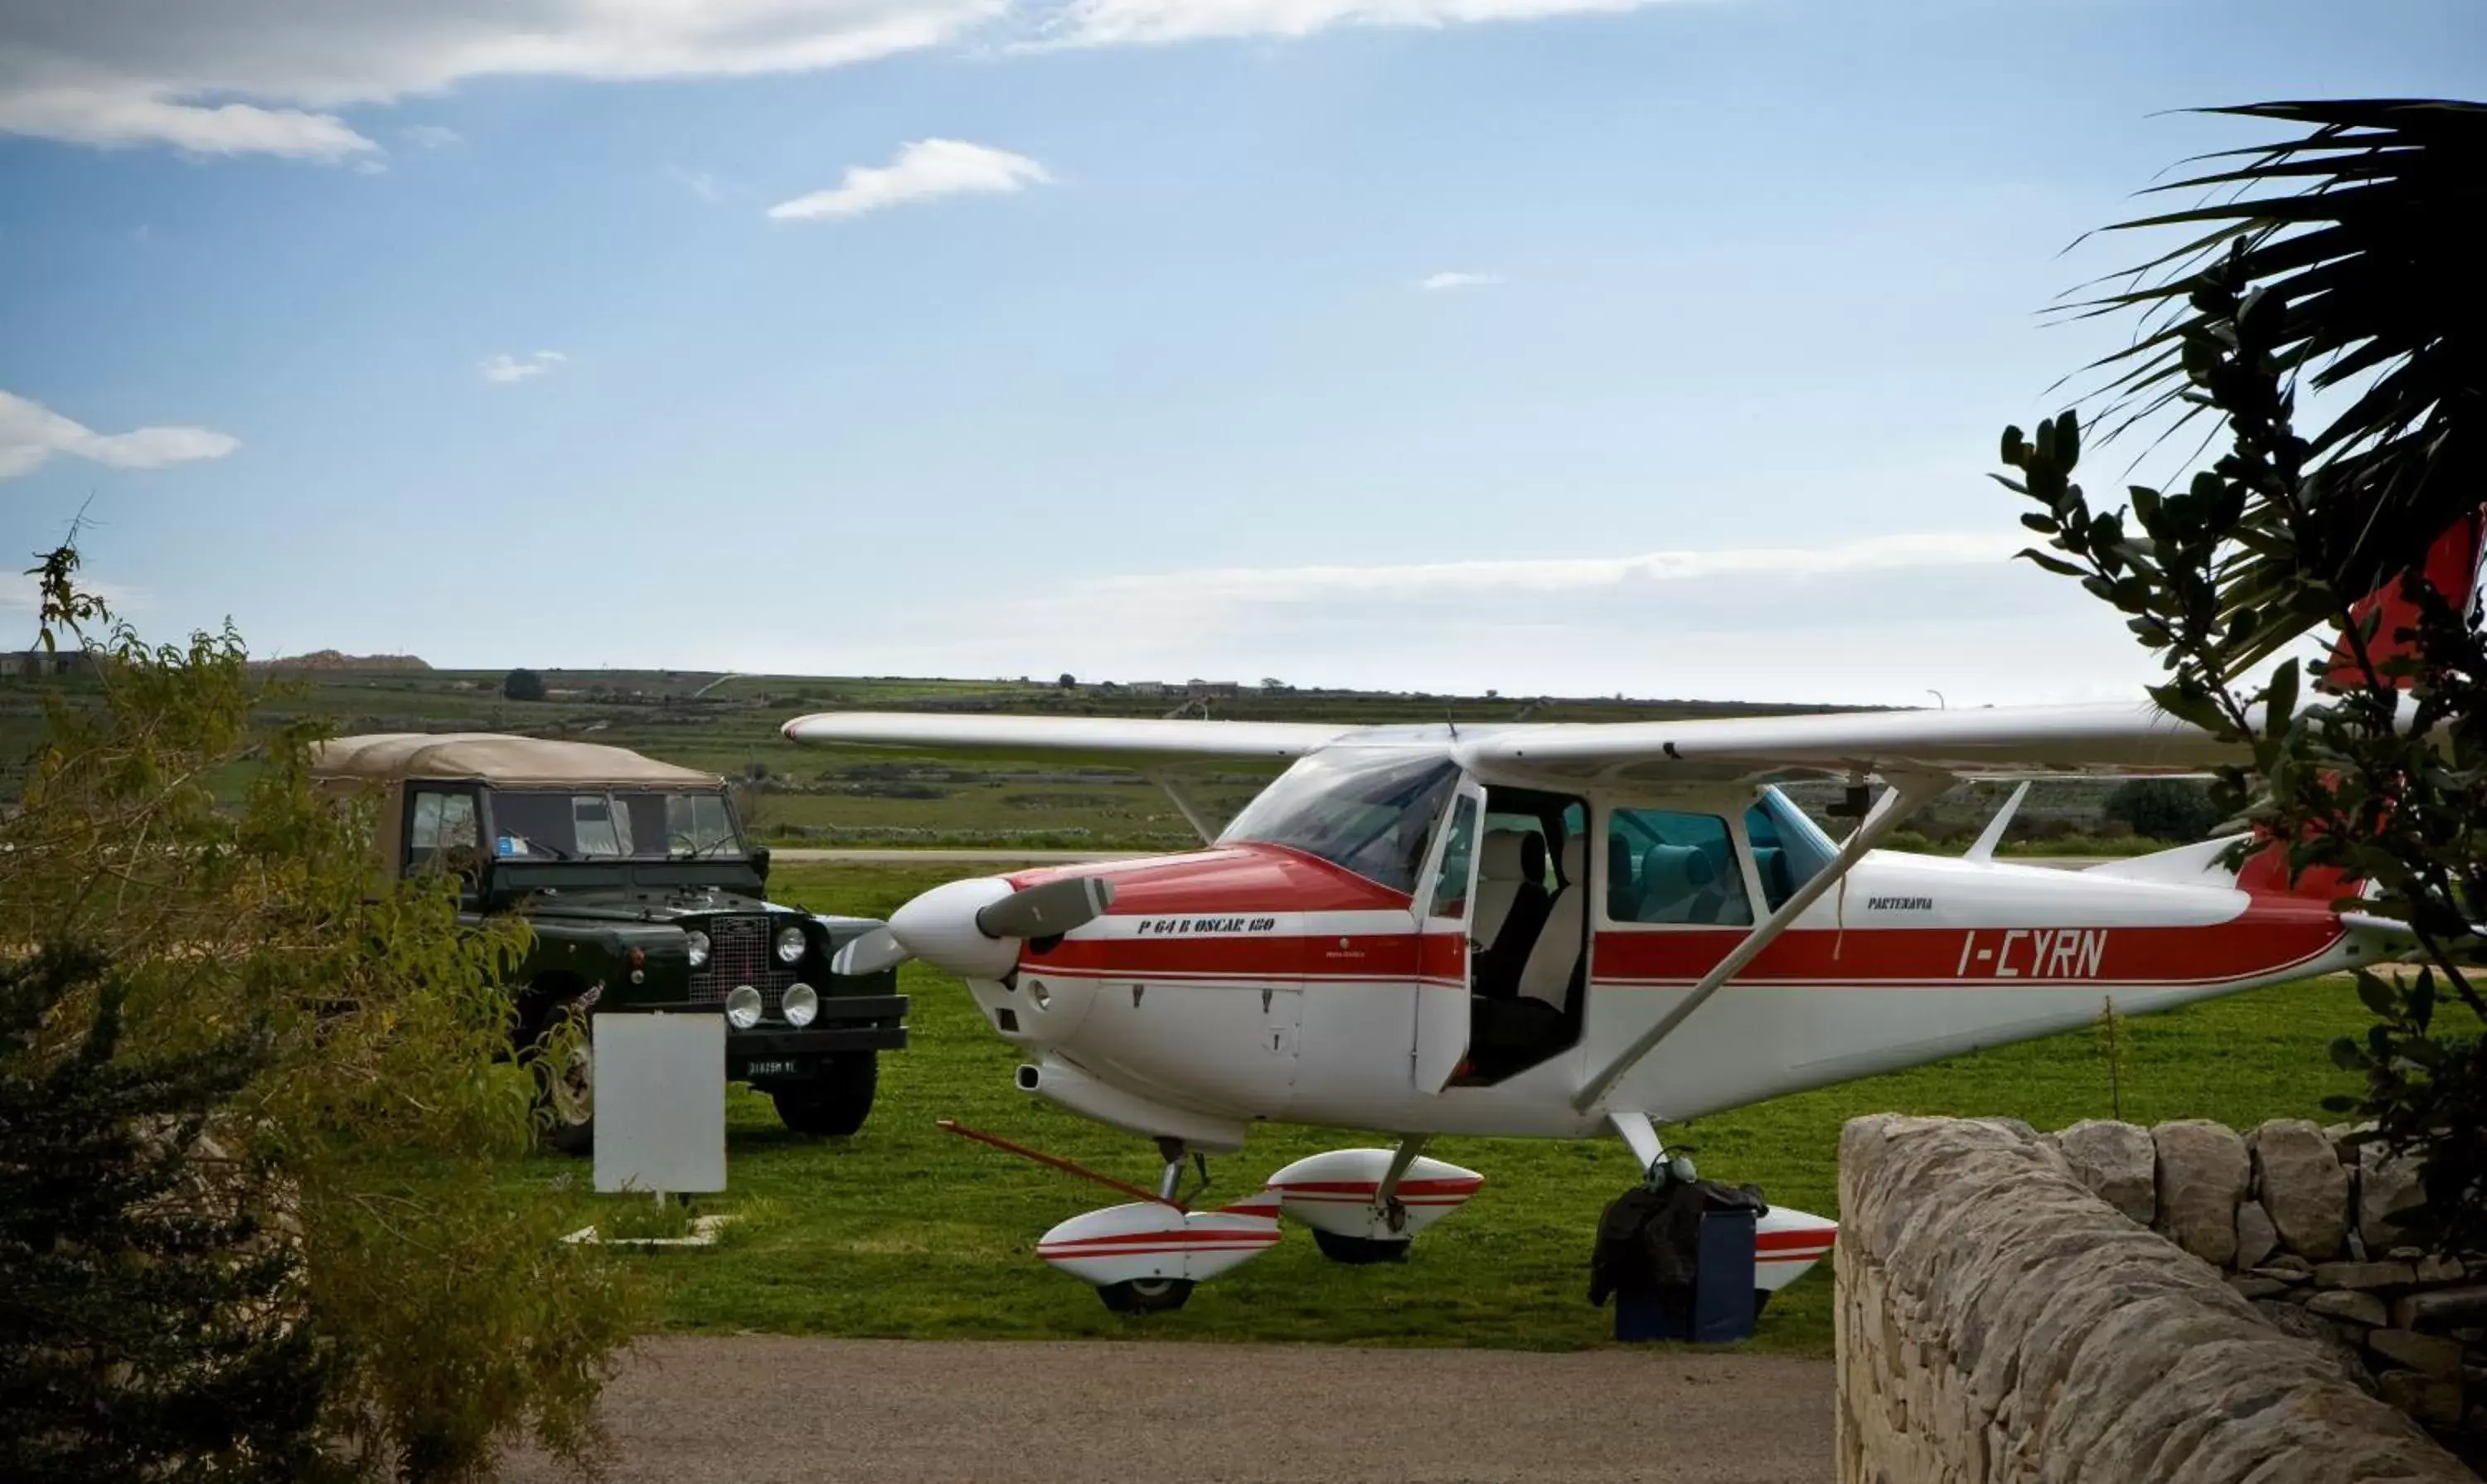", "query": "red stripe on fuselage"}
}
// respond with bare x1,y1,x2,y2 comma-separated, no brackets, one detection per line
1019,914,2341,988
1592,911,2342,987
1011,843,1415,914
